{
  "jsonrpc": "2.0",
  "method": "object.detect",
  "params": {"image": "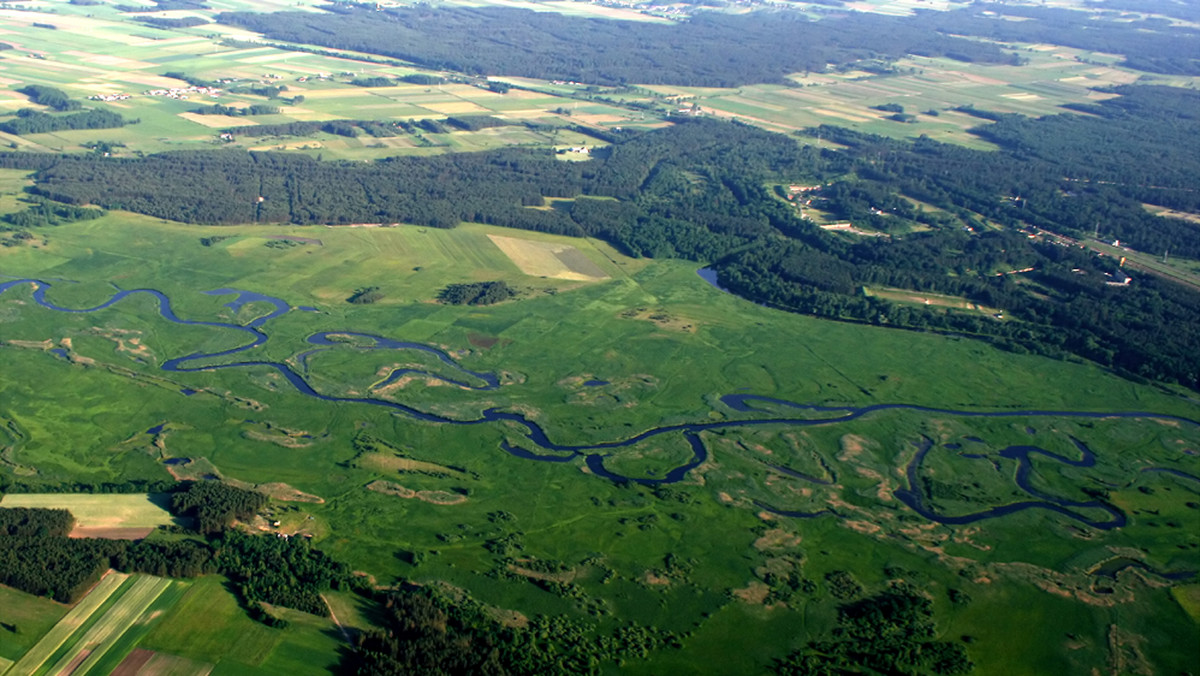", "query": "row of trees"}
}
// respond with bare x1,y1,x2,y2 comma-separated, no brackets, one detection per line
0,109,134,135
